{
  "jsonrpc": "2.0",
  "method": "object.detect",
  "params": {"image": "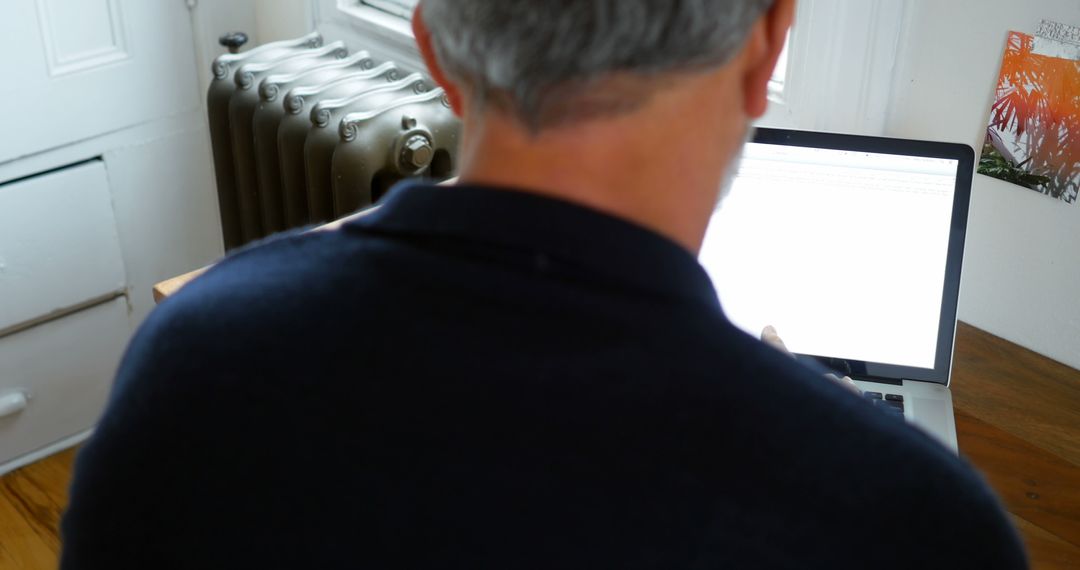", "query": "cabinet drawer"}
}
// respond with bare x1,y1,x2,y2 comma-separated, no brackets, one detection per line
0,297,129,469
0,160,126,332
